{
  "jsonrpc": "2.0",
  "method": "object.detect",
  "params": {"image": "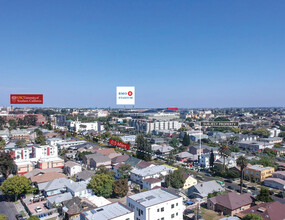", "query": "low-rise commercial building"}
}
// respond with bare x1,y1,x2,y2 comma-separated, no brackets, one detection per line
244,165,275,182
